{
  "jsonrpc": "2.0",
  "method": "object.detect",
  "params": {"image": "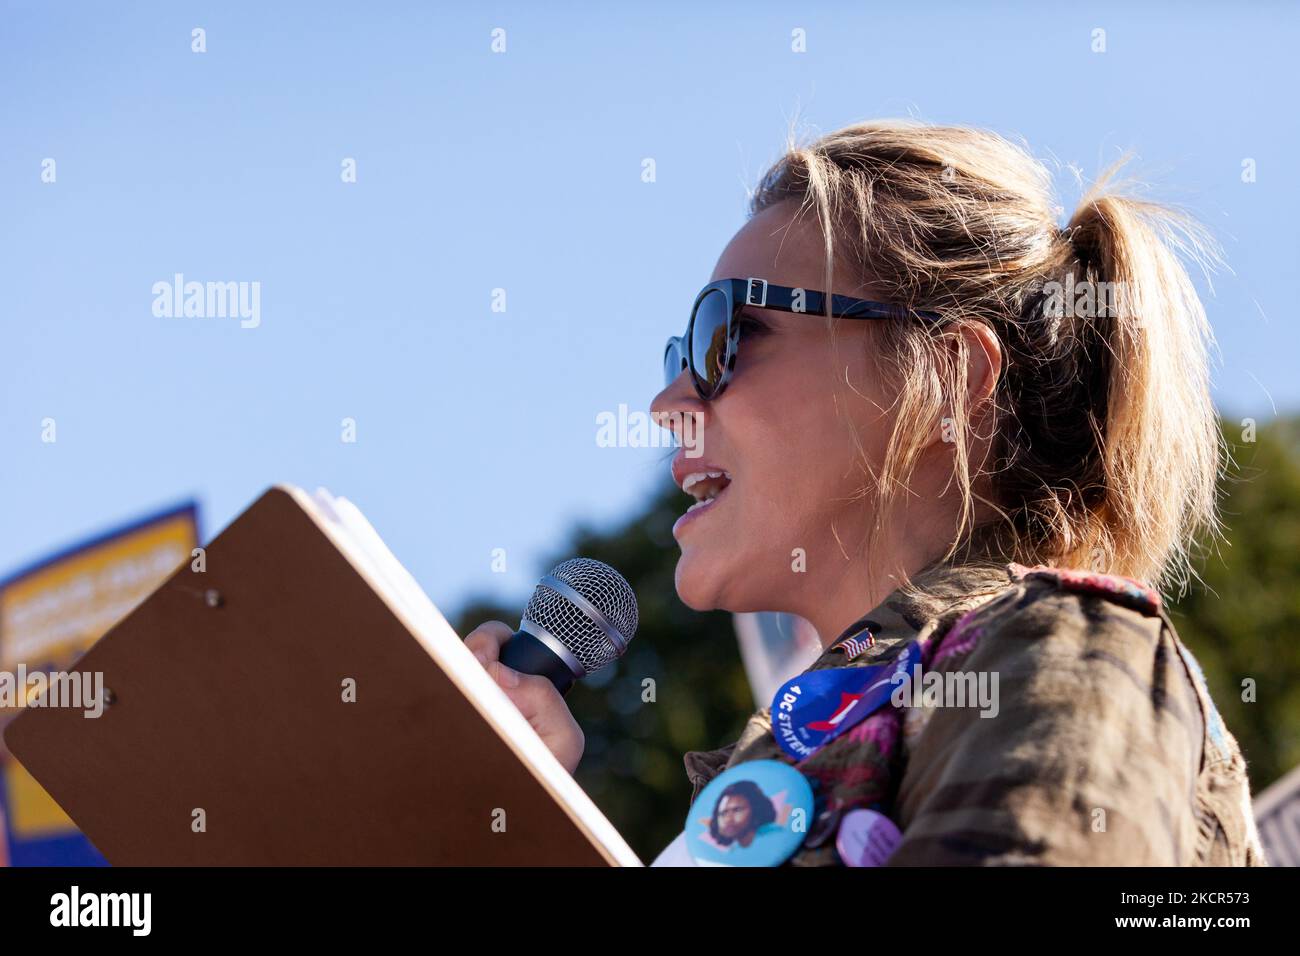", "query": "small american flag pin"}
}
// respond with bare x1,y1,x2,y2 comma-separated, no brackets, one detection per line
835,626,876,661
